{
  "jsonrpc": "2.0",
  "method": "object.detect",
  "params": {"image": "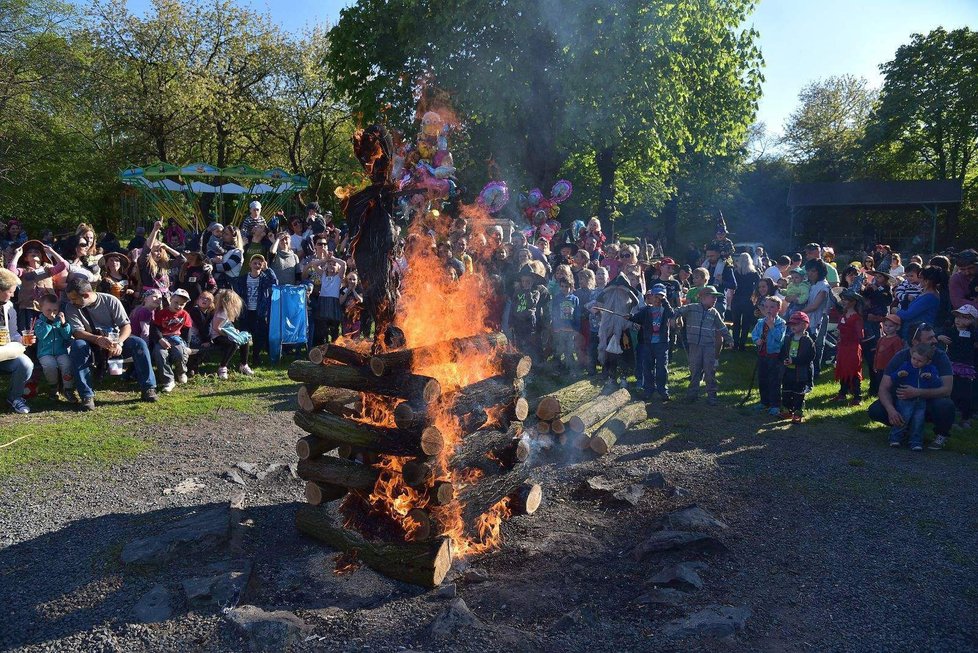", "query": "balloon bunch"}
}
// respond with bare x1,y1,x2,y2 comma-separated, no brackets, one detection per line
519,179,573,242
393,111,459,222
